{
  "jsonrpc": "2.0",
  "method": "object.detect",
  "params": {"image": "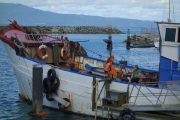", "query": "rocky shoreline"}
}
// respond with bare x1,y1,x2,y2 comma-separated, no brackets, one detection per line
0,26,123,34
